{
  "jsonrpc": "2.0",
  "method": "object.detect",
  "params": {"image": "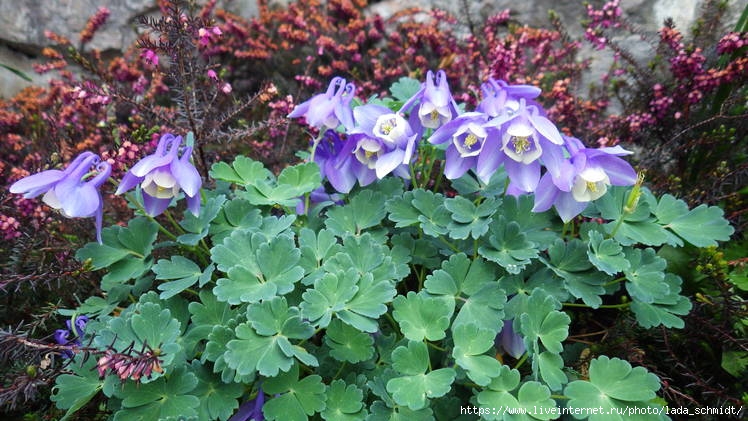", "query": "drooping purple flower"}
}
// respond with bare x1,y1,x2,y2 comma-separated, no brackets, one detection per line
10,151,112,243
495,319,525,359
229,387,265,421
339,104,417,184
477,99,565,192
295,186,344,215
477,78,543,118
429,112,498,180
288,76,355,131
533,136,638,222
400,70,459,134
54,315,89,358
116,133,202,217
313,130,358,194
